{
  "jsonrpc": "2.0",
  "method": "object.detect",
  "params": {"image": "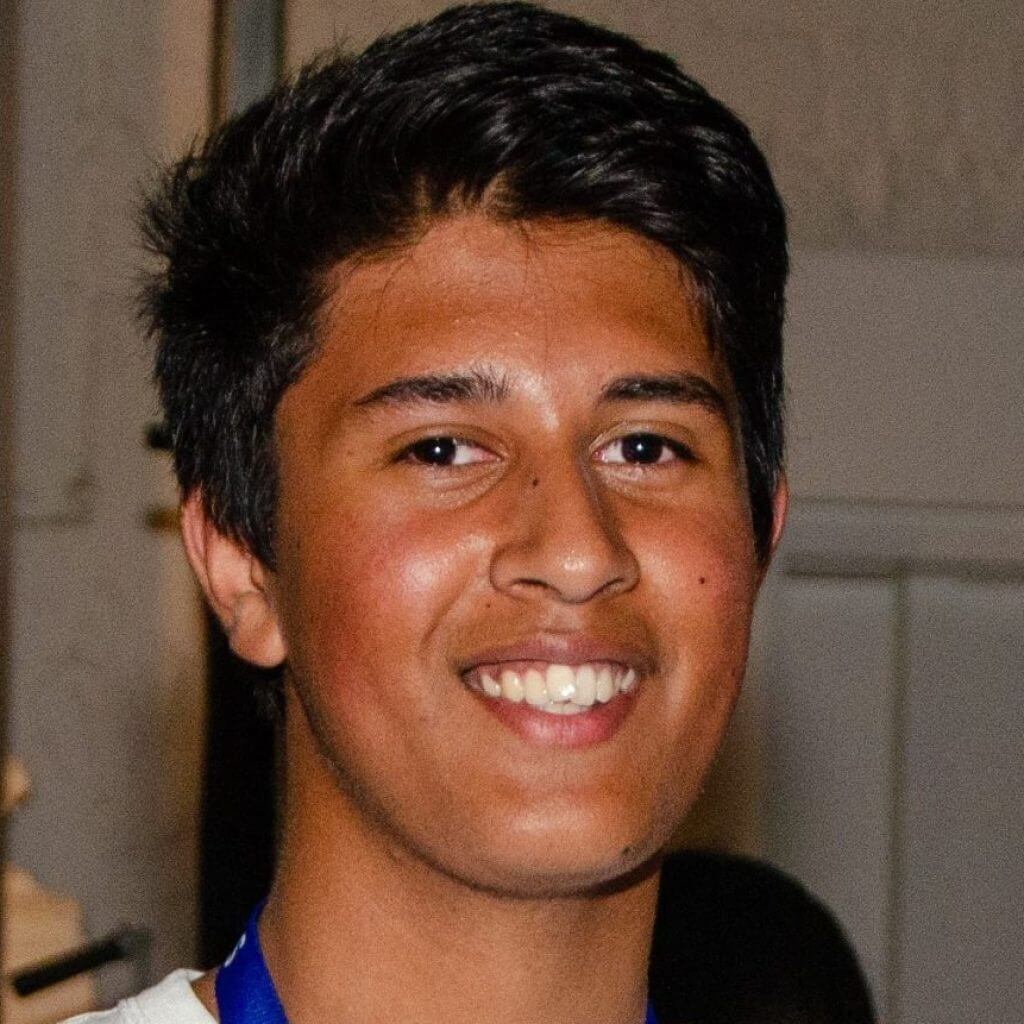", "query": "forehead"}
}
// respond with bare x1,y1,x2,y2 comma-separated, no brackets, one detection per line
303,213,728,408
